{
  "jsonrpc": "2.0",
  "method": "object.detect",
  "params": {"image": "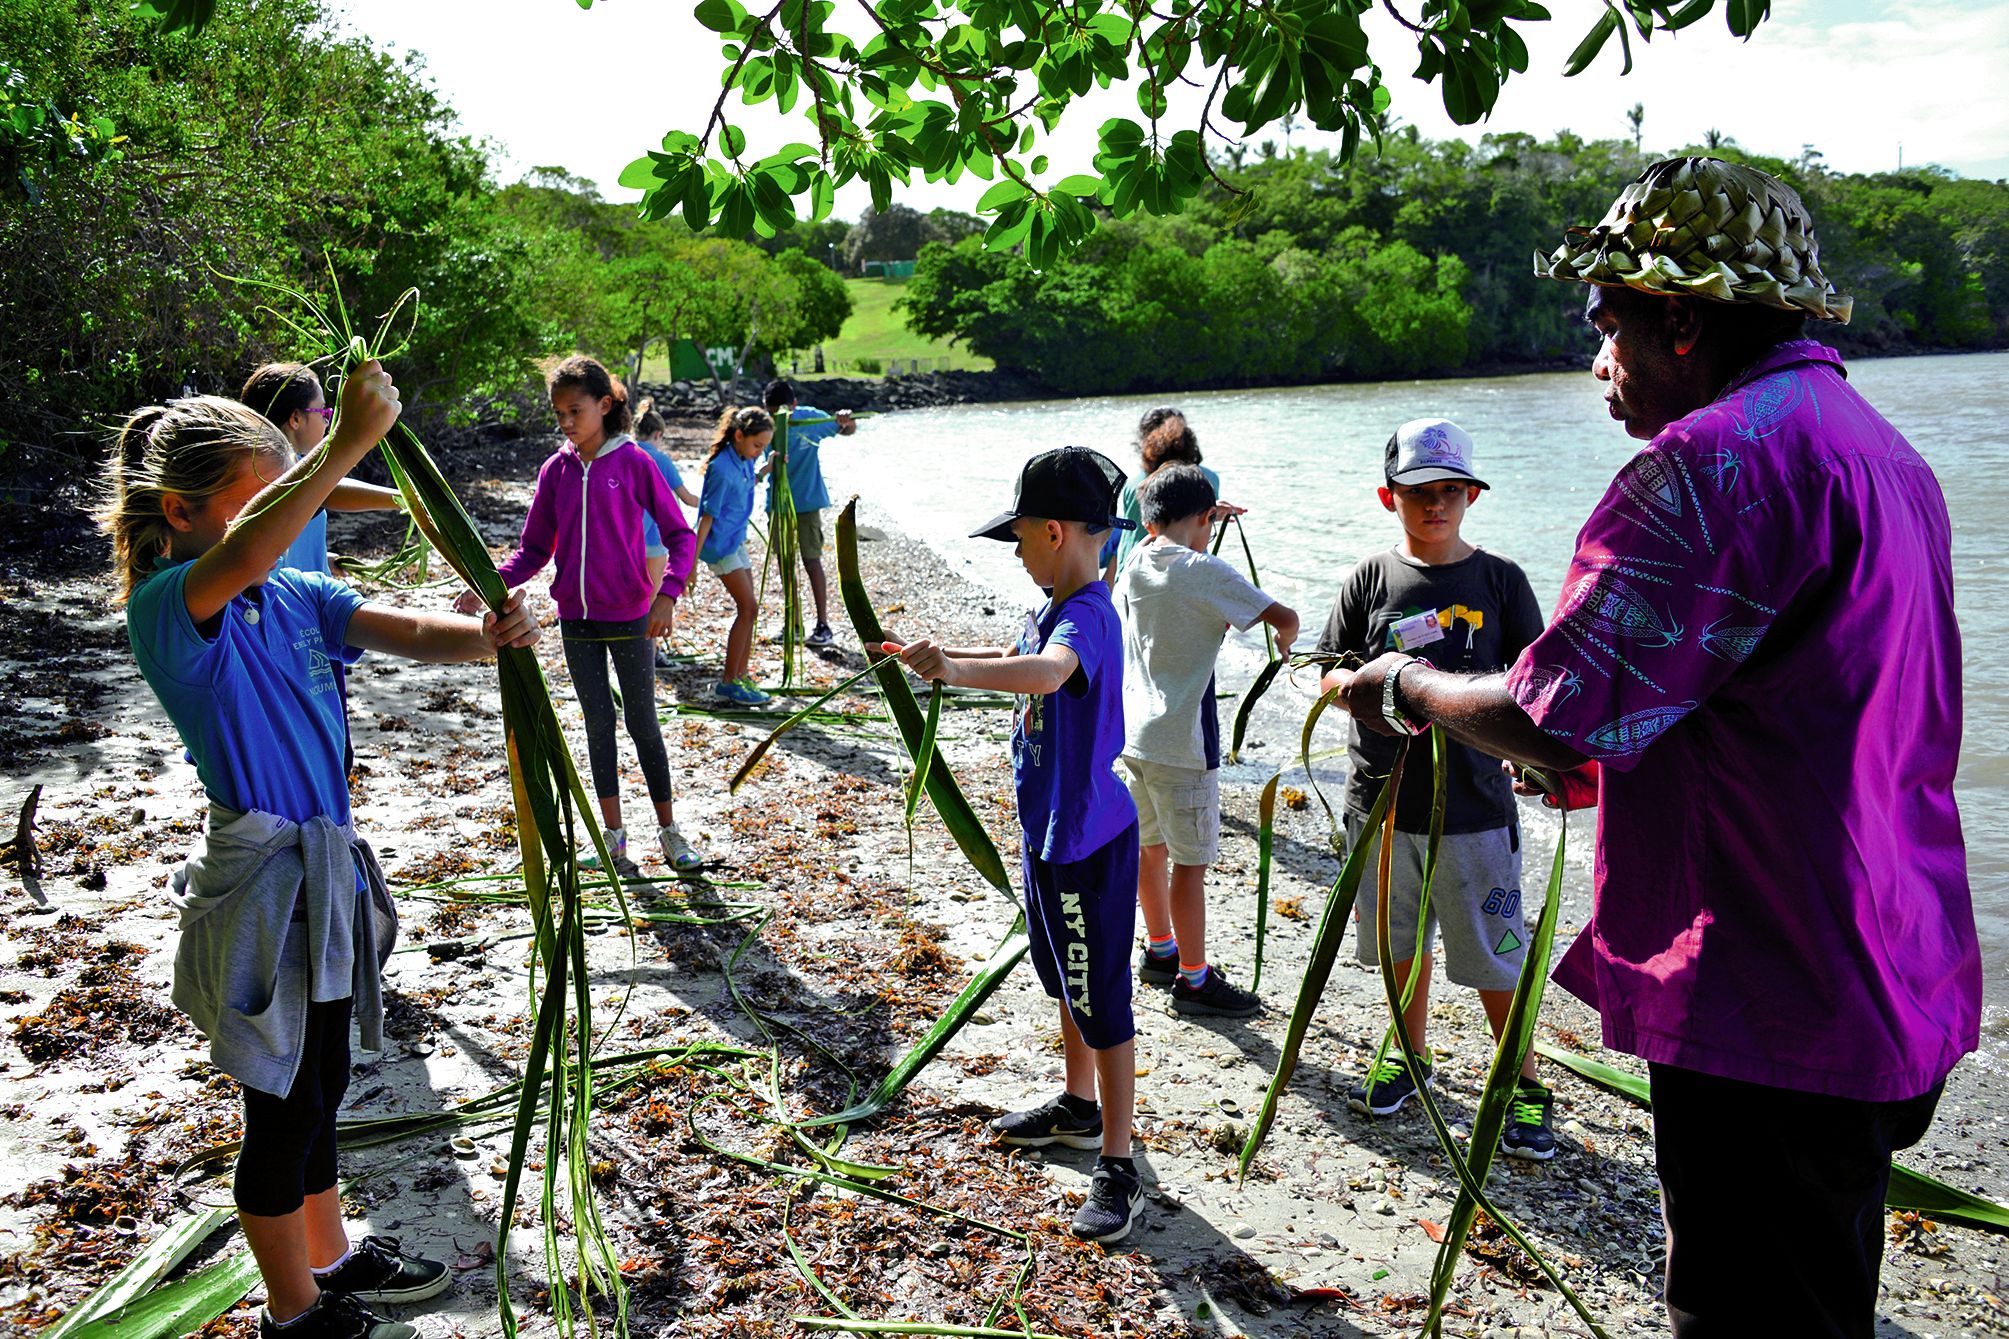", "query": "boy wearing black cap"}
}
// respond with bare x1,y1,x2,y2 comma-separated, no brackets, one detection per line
888,446,1146,1243
1314,419,1556,1160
